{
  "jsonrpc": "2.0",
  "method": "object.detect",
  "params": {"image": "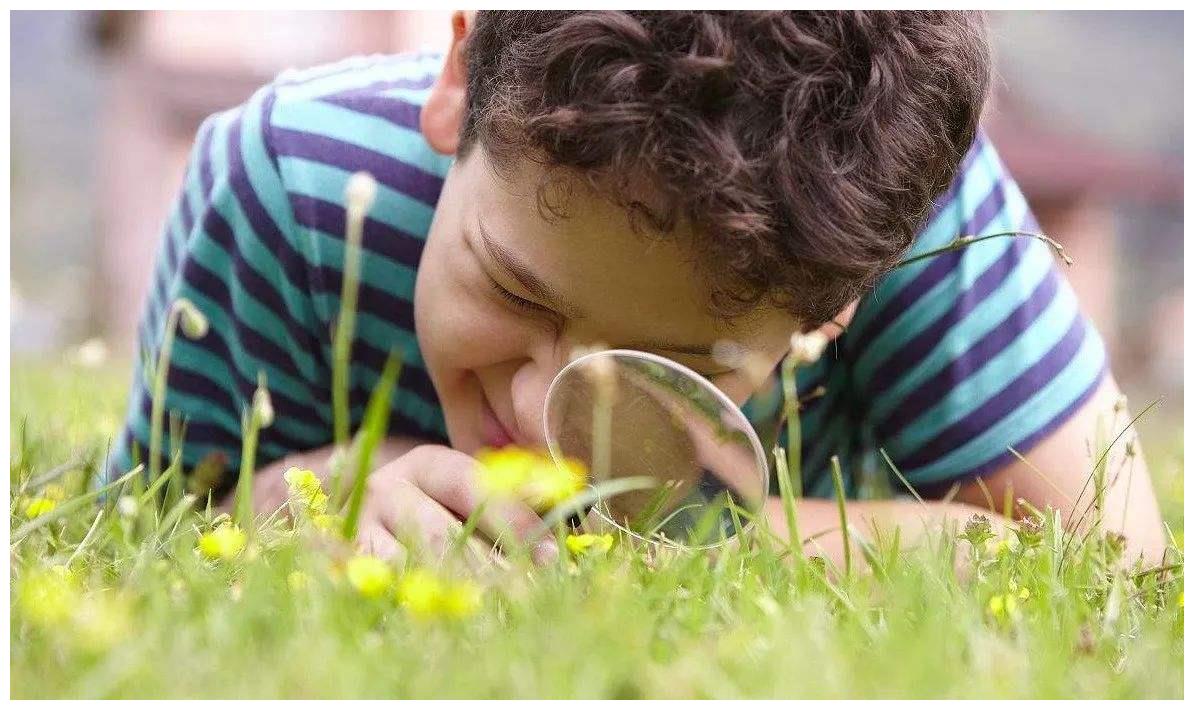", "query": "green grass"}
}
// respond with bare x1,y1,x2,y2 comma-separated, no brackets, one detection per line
9,357,1185,699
